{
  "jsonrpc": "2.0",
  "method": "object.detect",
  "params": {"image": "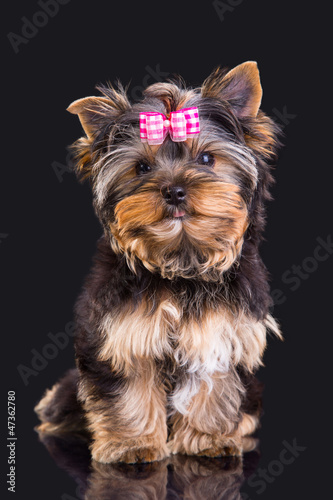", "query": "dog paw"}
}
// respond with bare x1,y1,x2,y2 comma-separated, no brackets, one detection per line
197,443,242,458
116,445,169,464
91,437,169,464
168,434,242,458
198,436,243,458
